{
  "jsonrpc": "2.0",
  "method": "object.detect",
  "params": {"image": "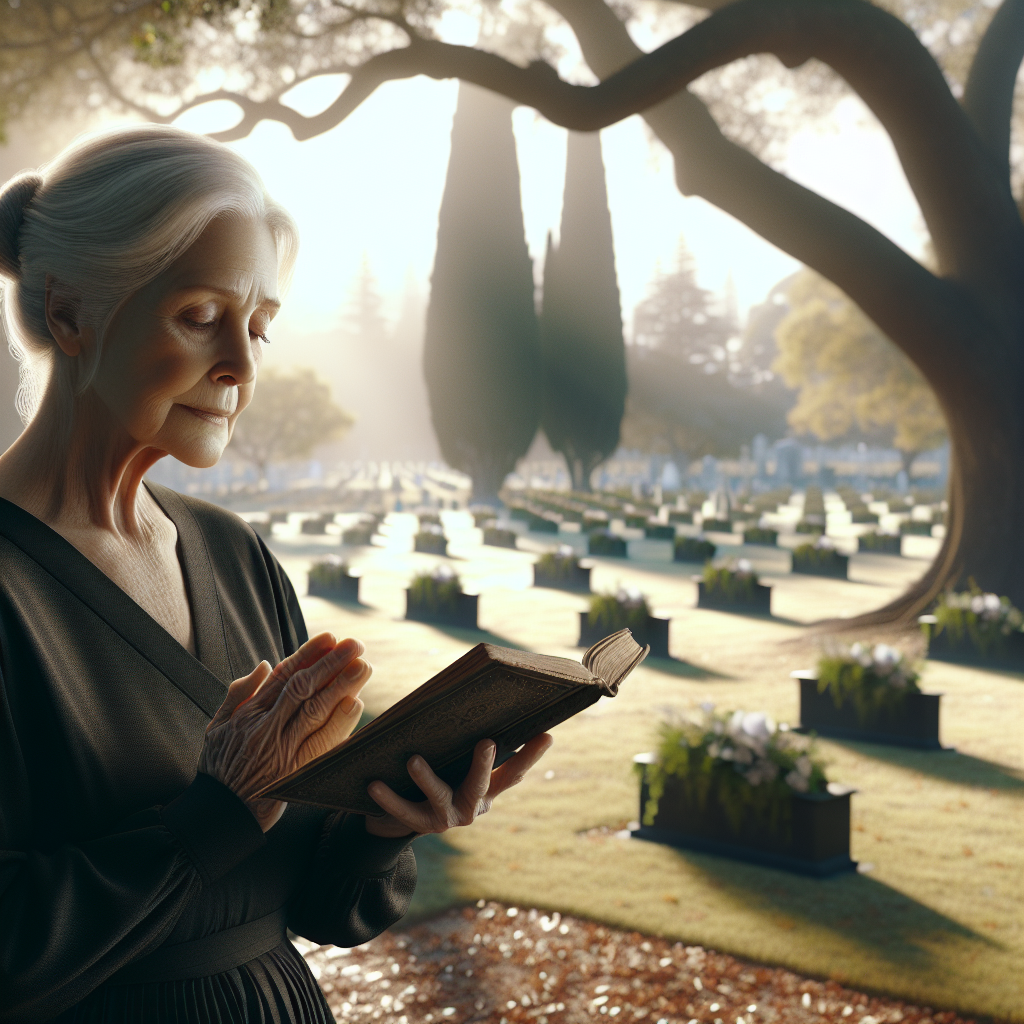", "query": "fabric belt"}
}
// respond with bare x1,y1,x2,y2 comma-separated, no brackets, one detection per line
106,908,288,984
